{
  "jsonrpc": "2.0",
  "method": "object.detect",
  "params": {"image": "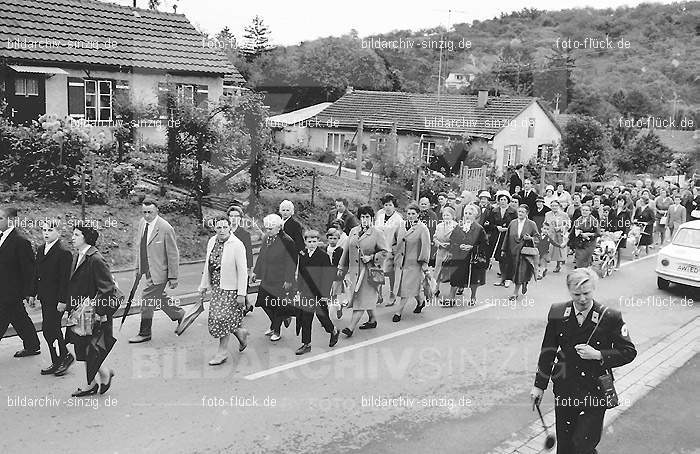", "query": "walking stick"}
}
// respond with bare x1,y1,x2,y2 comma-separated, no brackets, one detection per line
488,230,504,270
535,401,556,450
